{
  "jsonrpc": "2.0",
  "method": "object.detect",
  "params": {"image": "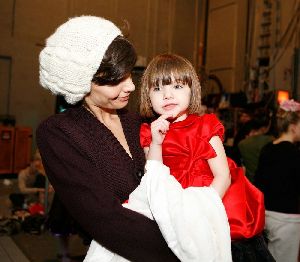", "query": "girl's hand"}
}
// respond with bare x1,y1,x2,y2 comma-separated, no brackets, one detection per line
150,114,173,145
